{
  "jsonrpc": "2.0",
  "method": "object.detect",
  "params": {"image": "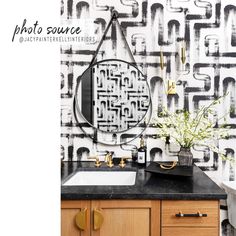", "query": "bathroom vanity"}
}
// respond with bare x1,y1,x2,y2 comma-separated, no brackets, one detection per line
61,162,226,236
